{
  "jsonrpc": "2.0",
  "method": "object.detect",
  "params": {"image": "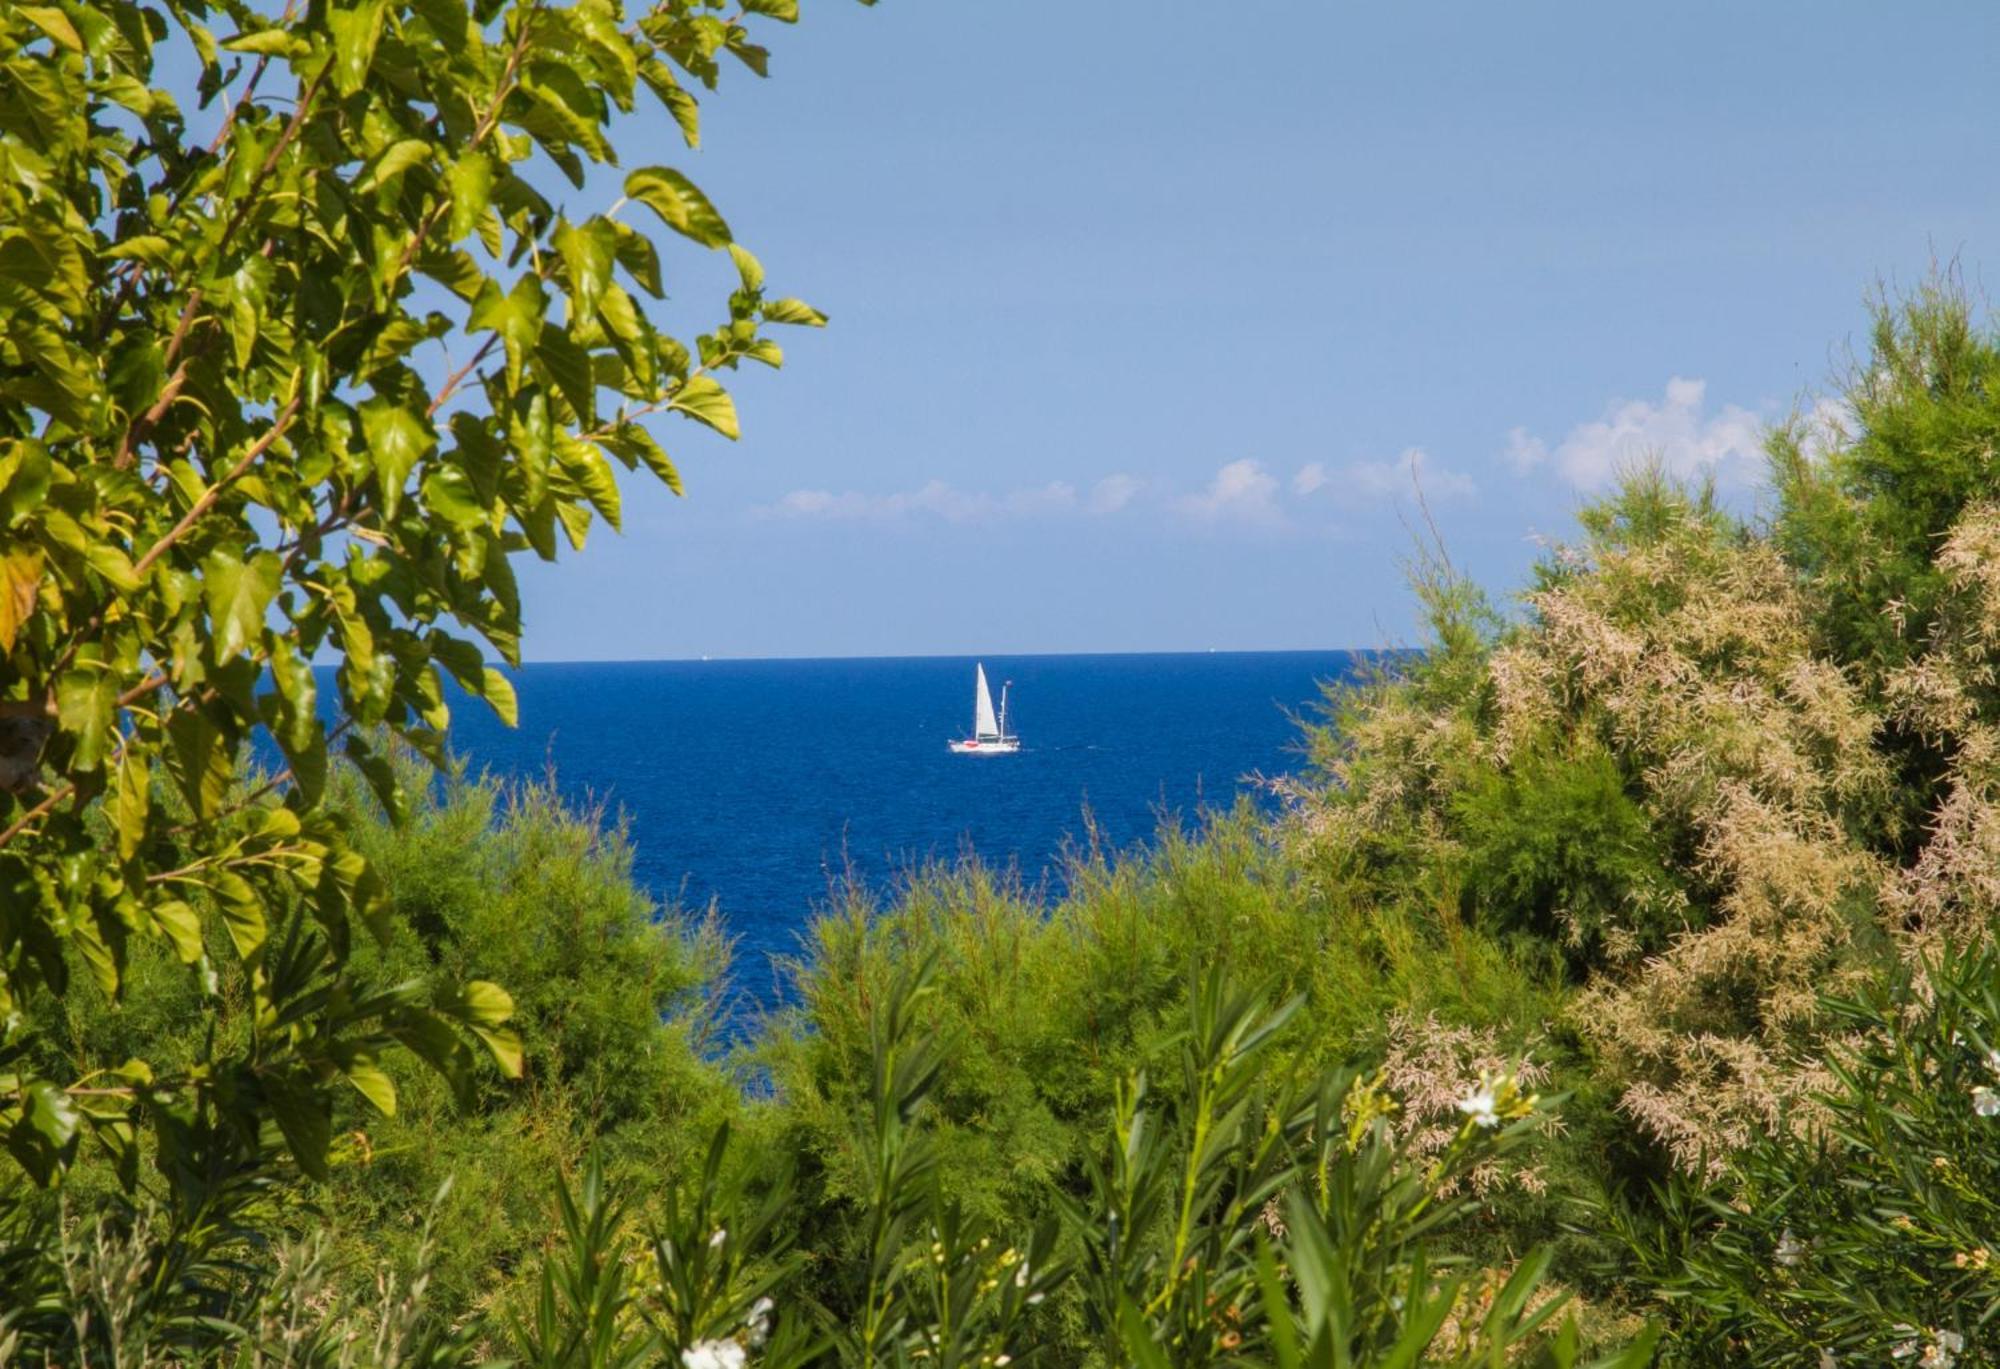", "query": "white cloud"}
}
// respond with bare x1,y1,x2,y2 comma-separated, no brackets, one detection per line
1508,377,1768,489
1341,447,1476,500
1290,449,1475,502
1087,473,1143,513
1176,459,1284,524
759,476,1137,523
